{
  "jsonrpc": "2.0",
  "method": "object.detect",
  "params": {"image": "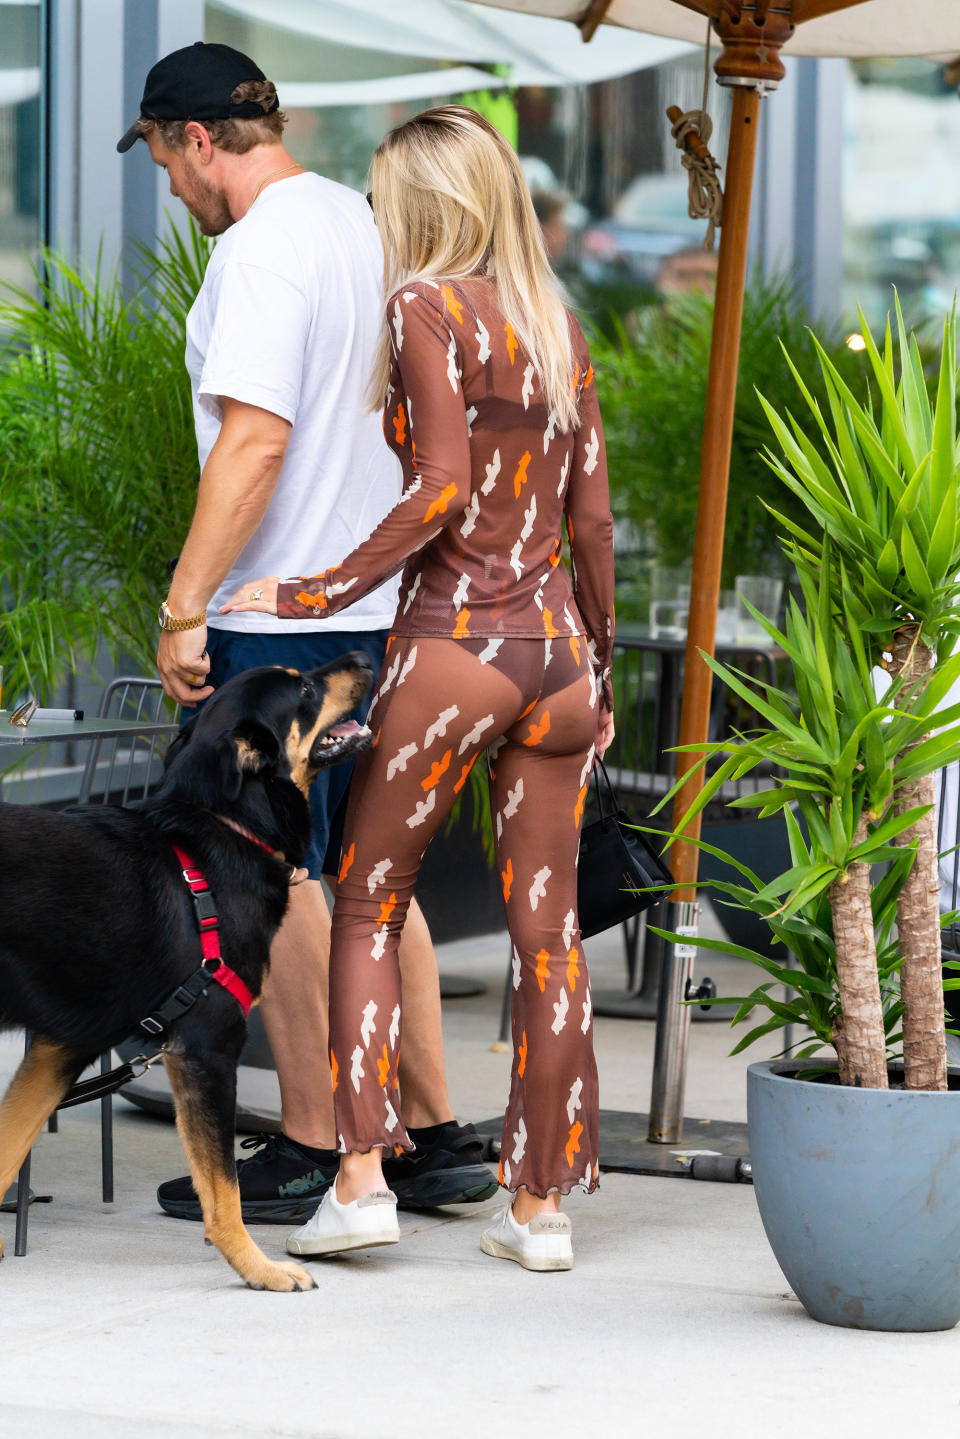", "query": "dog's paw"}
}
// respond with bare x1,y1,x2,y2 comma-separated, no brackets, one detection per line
248,1259,315,1292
